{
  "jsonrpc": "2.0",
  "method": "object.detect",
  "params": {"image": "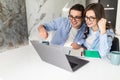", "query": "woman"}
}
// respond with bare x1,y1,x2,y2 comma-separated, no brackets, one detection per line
83,3,115,57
